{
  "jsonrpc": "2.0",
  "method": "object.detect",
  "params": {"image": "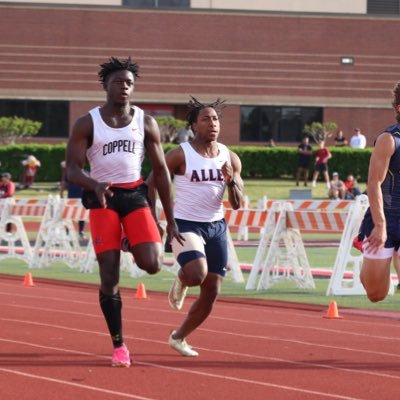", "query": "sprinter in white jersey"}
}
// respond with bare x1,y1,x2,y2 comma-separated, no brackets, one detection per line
66,57,182,367
153,97,243,357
